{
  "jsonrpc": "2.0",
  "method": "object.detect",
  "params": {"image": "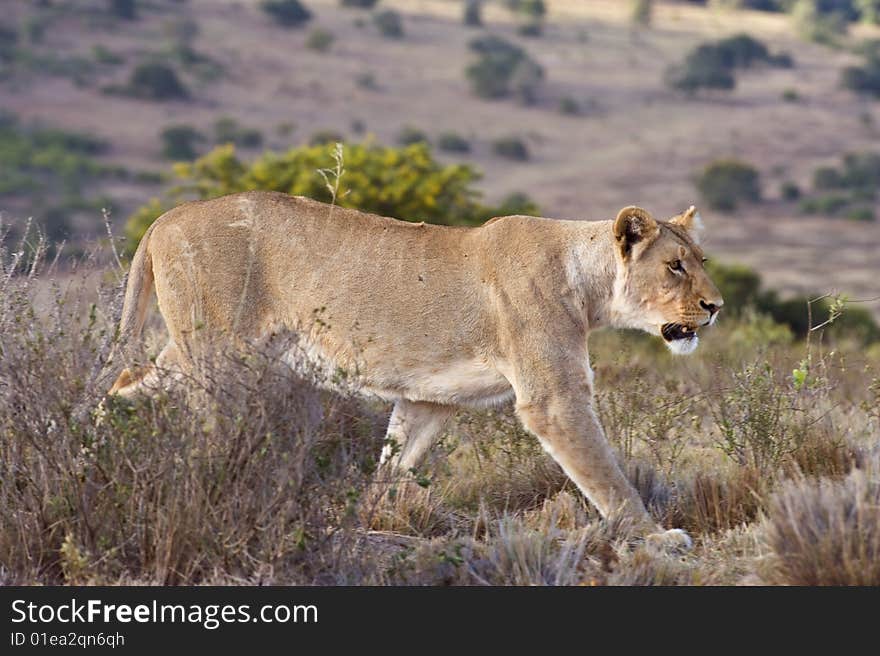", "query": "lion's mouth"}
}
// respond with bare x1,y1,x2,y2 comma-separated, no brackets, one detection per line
661,323,699,342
